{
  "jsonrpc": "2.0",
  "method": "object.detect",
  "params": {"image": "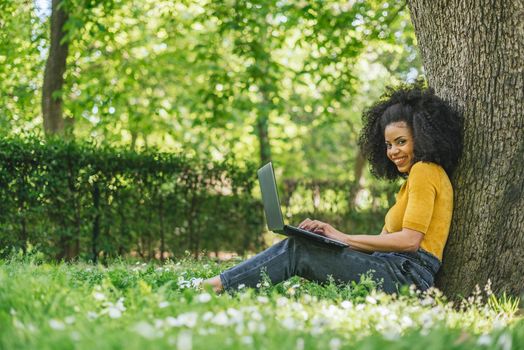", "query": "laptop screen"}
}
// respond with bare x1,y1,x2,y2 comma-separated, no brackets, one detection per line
257,162,285,232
